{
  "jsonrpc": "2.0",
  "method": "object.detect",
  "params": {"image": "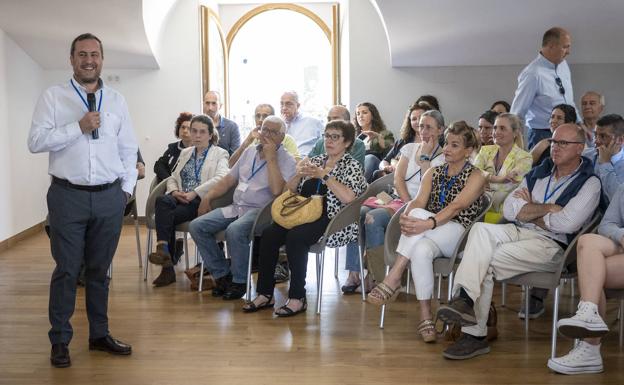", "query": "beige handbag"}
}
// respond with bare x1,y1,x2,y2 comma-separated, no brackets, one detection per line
271,191,323,229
